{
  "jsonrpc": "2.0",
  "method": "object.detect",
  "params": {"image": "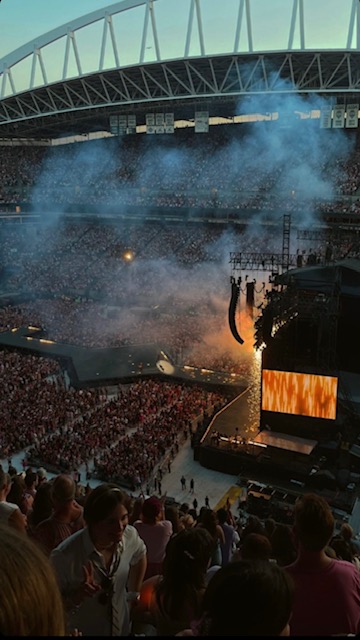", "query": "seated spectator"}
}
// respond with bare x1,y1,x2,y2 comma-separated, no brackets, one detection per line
74,482,86,506
37,467,48,485
271,522,297,567
128,496,144,525
0,523,66,635
285,493,360,636
240,514,267,542
180,513,196,530
0,467,27,535
264,516,277,541
187,508,198,523
132,527,215,636
133,495,173,580
179,502,190,517
165,503,182,535
8,464,18,478
325,544,338,559
20,470,38,516
33,473,85,555
6,473,26,510
339,522,360,557
216,507,240,566
329,534,360,570
196,507,225,567
224,497,236,526
27,480,54,538
187,559,294,636
236,532,273,562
